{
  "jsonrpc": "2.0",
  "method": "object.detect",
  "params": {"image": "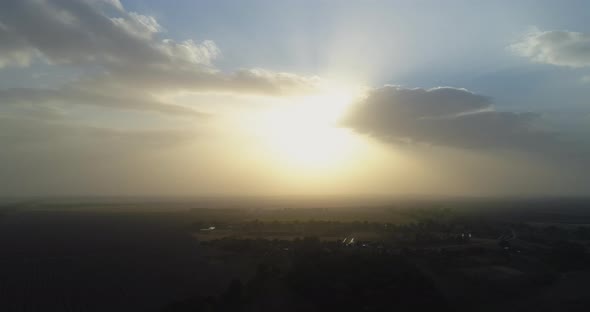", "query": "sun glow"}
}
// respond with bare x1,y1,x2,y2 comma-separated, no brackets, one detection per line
252,86,365,172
